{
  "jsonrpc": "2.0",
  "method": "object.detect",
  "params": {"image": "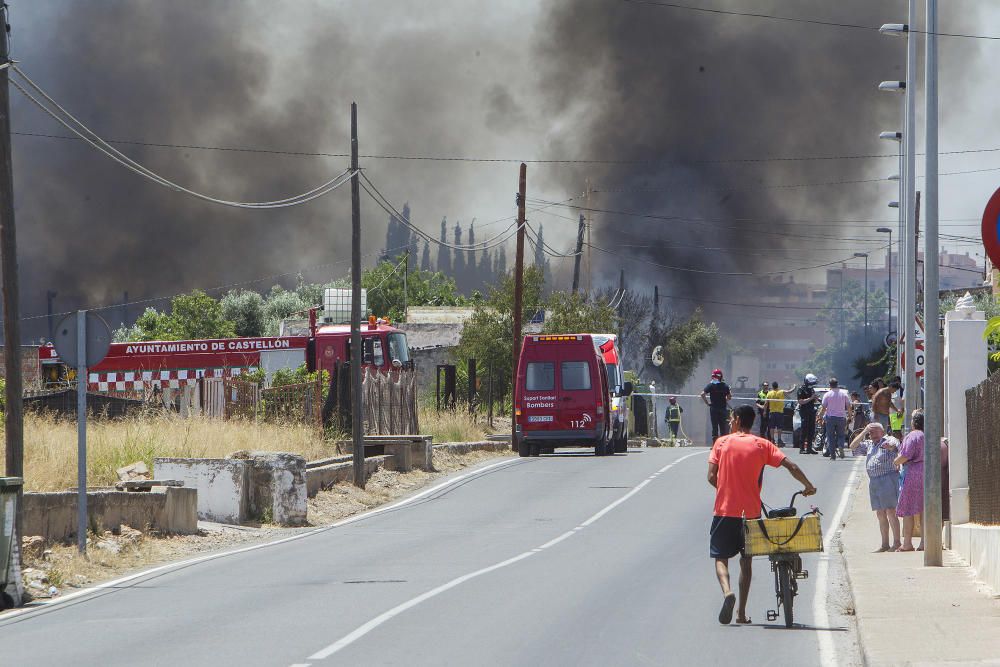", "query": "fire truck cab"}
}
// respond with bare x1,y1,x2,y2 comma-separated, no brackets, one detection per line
308,312,411,377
